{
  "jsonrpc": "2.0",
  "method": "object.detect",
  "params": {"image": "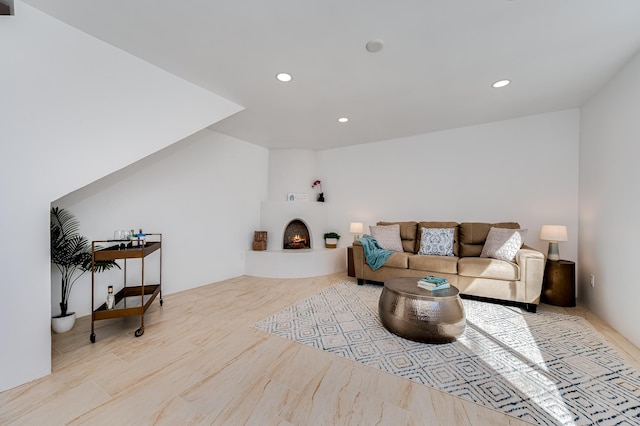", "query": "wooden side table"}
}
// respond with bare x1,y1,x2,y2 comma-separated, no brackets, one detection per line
347,246,355,277
541,260,575,307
